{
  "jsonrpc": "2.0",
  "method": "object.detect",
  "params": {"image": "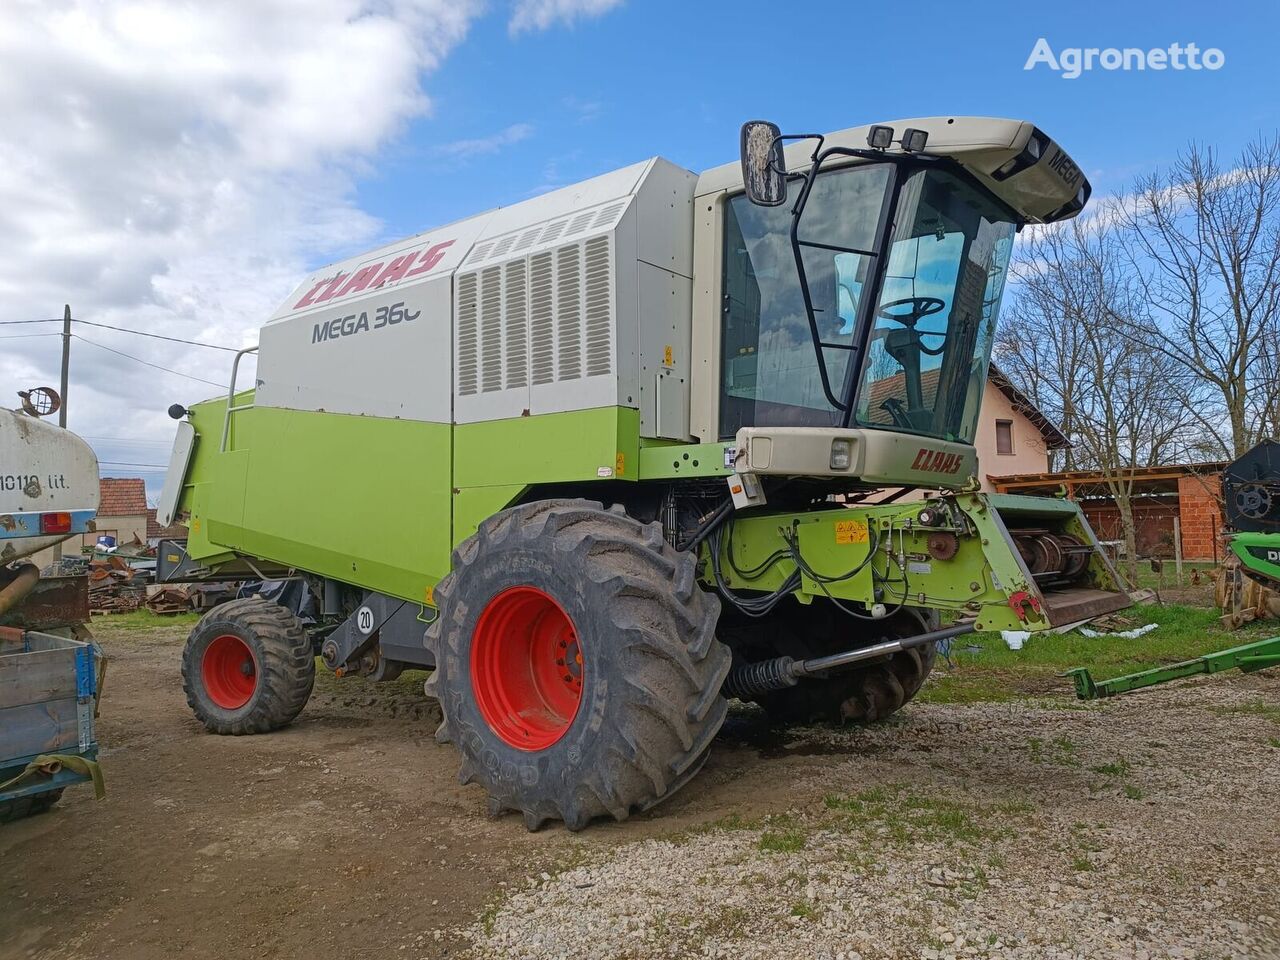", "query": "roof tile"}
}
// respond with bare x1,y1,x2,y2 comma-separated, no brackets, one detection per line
98,477,148,517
